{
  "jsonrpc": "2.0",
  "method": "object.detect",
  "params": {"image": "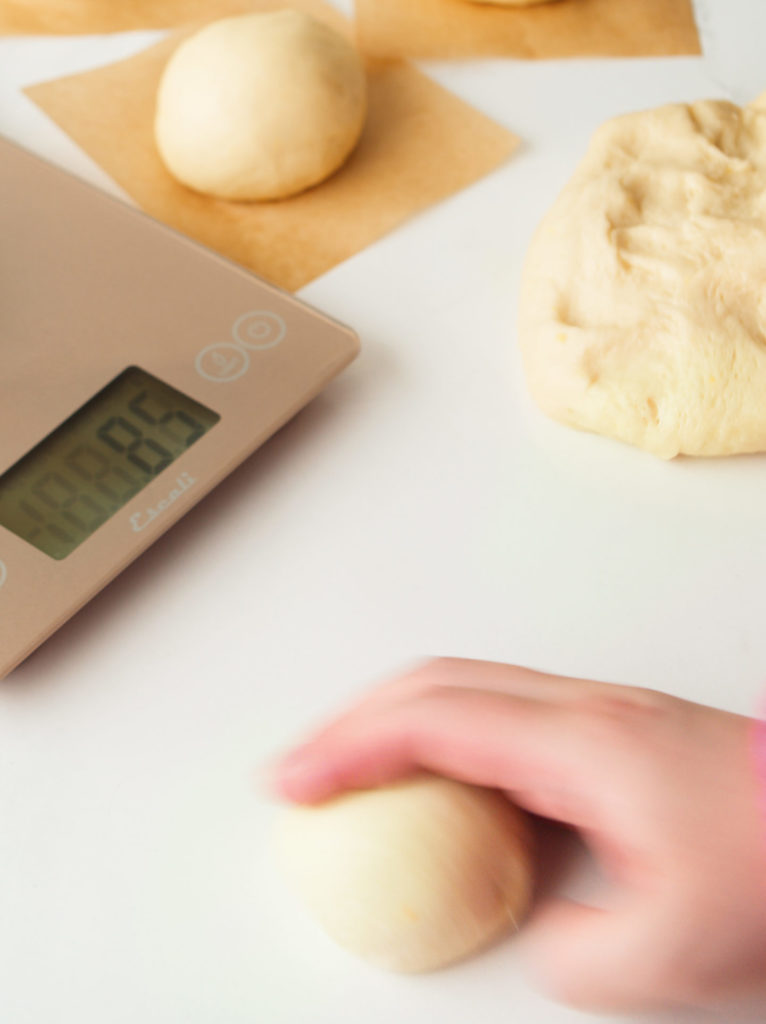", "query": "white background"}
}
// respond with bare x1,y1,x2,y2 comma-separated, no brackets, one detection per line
1,2,765,1022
